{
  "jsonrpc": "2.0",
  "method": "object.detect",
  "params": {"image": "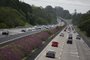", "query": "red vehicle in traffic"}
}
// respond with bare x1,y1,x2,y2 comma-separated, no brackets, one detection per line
51,41,59,47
